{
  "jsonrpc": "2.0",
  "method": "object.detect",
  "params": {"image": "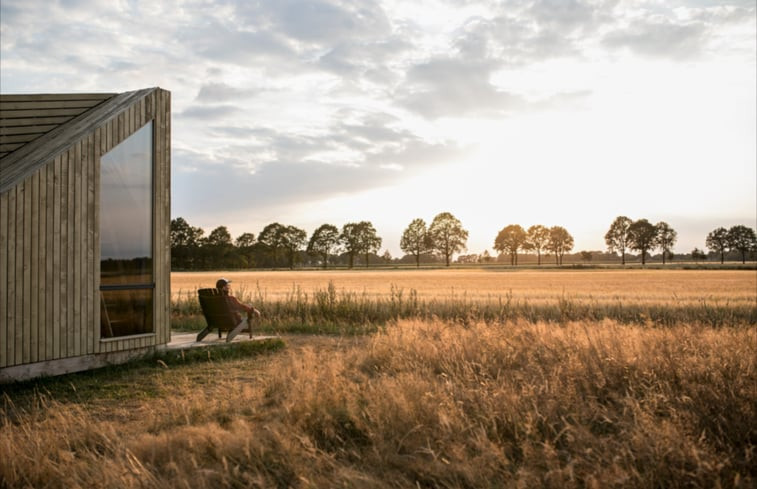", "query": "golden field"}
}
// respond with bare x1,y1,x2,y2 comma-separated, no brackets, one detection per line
2,319,755,488
173,268,757,306
3,268,756,488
